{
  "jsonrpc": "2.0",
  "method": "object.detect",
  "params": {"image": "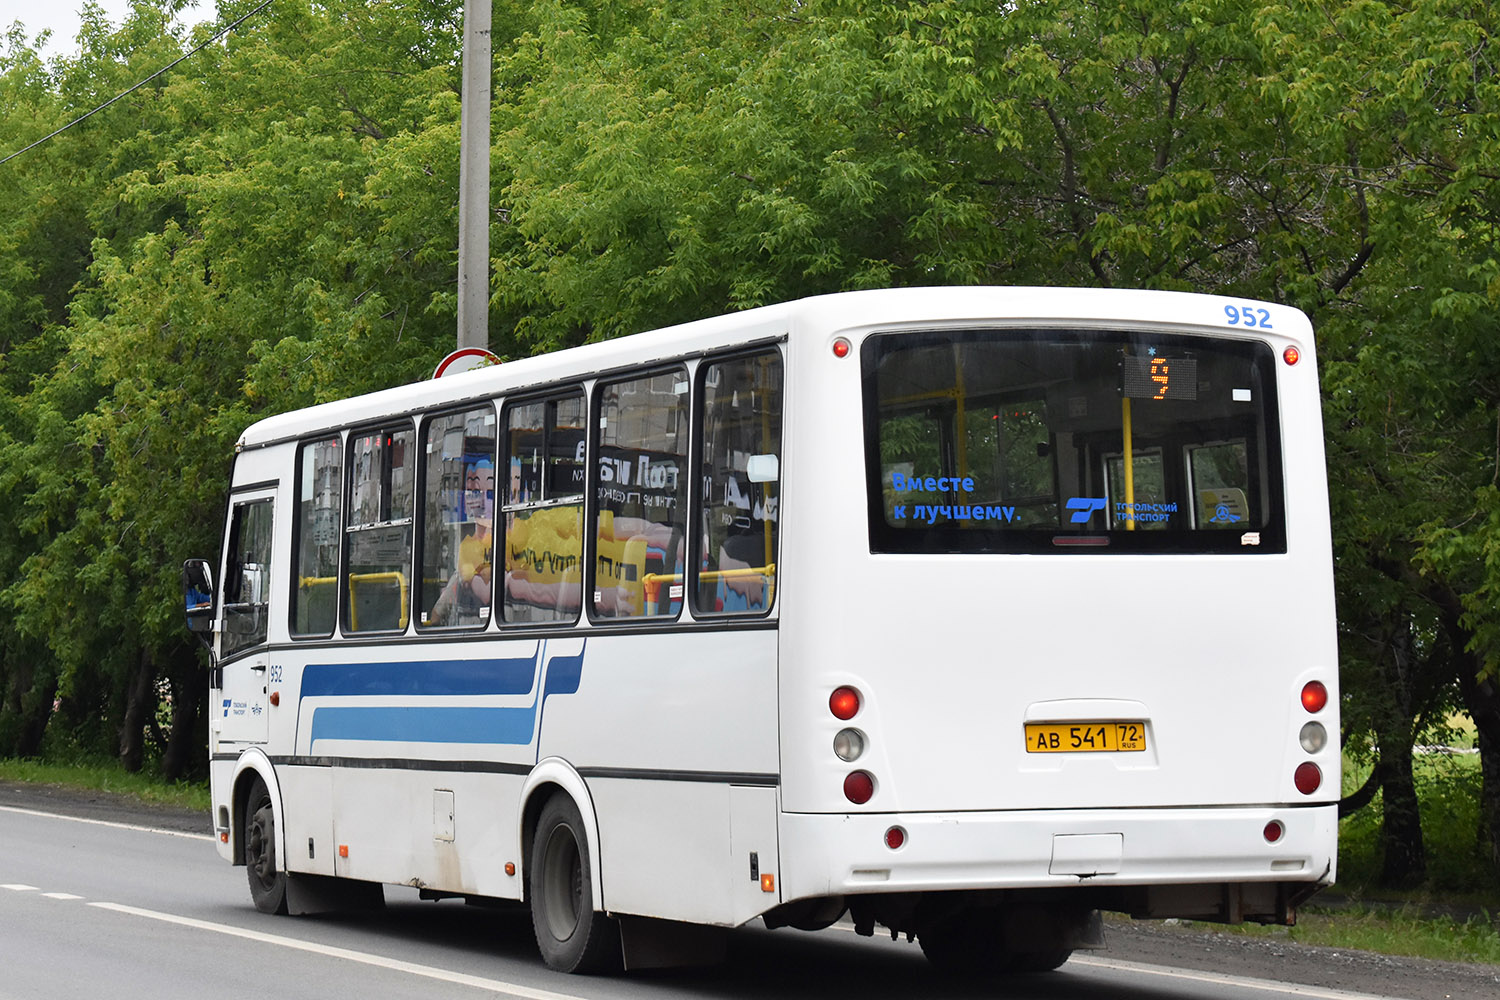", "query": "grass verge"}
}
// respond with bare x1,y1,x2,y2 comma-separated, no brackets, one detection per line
1148,903,1500,966
0,757,209,813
